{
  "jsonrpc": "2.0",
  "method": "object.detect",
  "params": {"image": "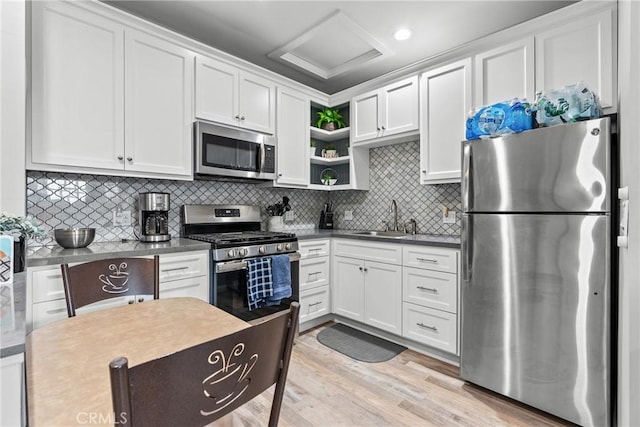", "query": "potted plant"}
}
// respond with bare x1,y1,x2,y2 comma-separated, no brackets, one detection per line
0,213,47,273
316,107,346,131
310,140,317,157
320,168,338,185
